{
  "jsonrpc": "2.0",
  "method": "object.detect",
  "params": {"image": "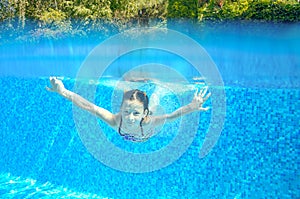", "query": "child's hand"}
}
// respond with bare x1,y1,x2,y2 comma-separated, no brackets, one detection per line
46,77,65,94
190,86,211,111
